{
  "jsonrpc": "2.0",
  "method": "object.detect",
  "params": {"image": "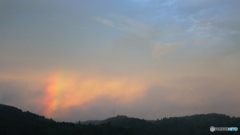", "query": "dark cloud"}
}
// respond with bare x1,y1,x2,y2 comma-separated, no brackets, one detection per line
0,80,45,114
0,81,26,104
62,96,119,121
